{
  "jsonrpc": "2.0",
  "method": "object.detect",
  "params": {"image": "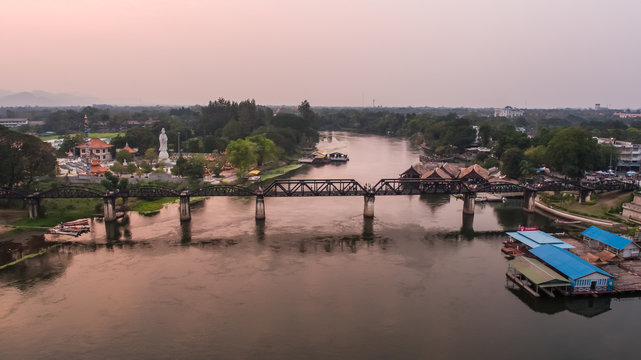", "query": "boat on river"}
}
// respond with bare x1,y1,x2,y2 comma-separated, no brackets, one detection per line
554,219,581,225
328,152,349,162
